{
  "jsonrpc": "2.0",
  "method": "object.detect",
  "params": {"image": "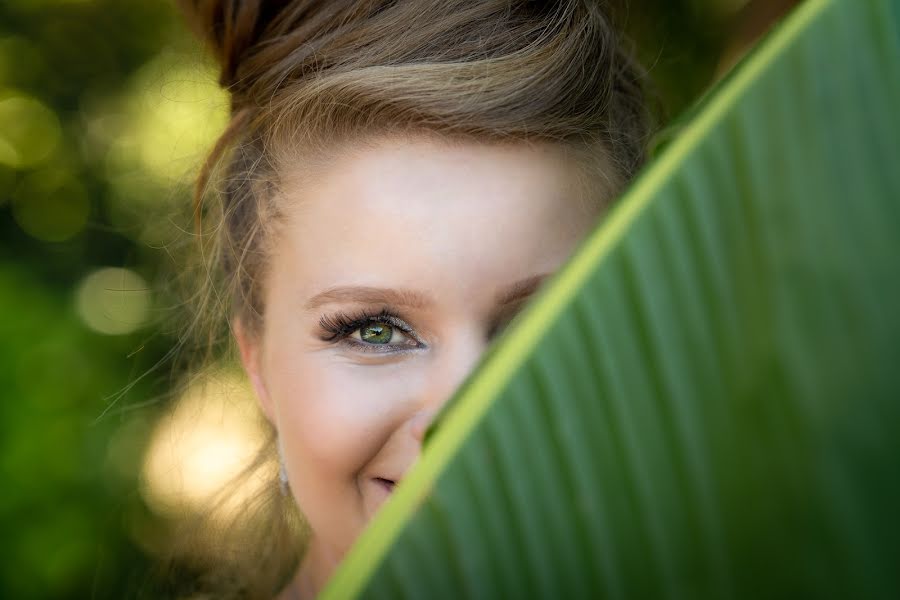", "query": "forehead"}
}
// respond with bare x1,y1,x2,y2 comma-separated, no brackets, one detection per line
270,136,600,308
